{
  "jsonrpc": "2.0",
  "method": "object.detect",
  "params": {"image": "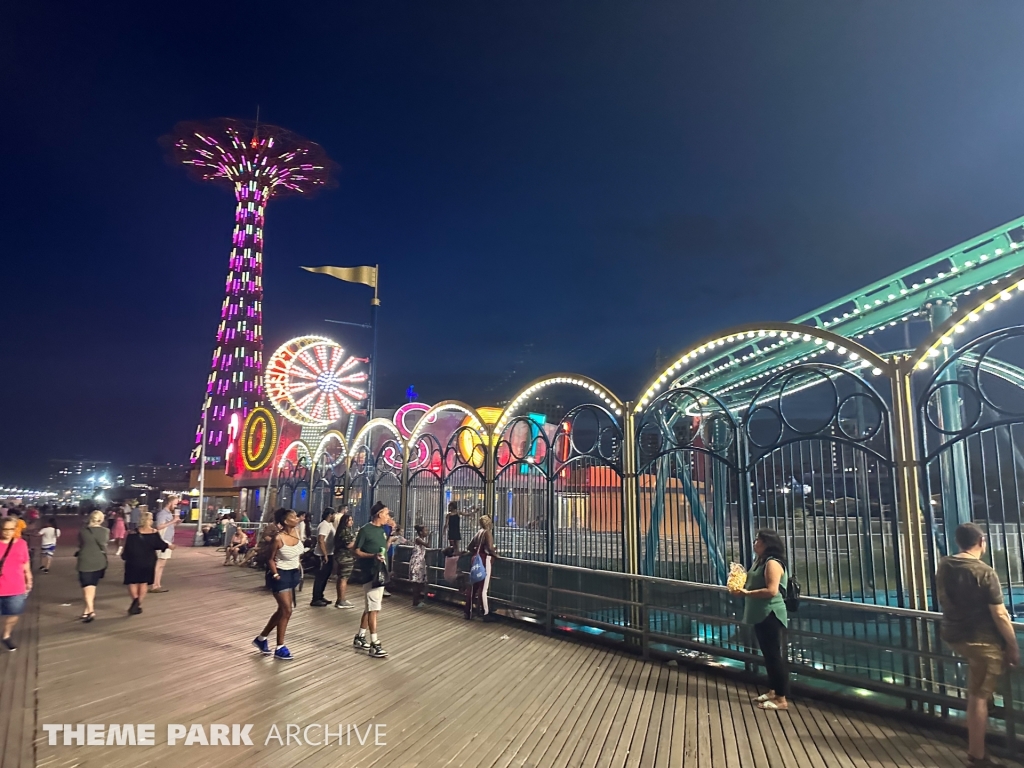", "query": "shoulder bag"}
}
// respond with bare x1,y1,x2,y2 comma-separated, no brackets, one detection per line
0,537,17,579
